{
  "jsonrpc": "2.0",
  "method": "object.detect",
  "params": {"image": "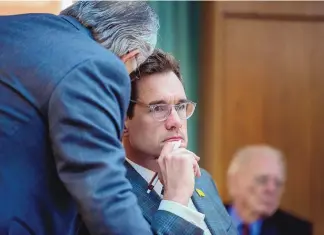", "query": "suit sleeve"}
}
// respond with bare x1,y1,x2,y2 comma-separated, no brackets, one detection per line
151,210,204,235
48,56,153,235
158,200,206,229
